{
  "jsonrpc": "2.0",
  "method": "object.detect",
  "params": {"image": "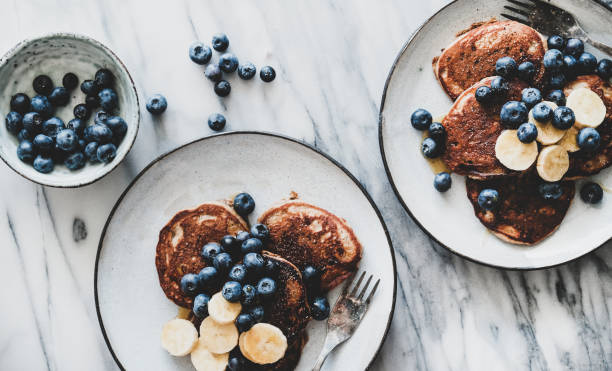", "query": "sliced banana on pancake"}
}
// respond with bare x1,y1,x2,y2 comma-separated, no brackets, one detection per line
239,323,288,365
160,318,198,356
495,130,538,171
528,101,566,145
566,87,606,128
190,339,228,371
537,145,569,182
208,292,242,325
558,126,580,153
199,316,239,354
